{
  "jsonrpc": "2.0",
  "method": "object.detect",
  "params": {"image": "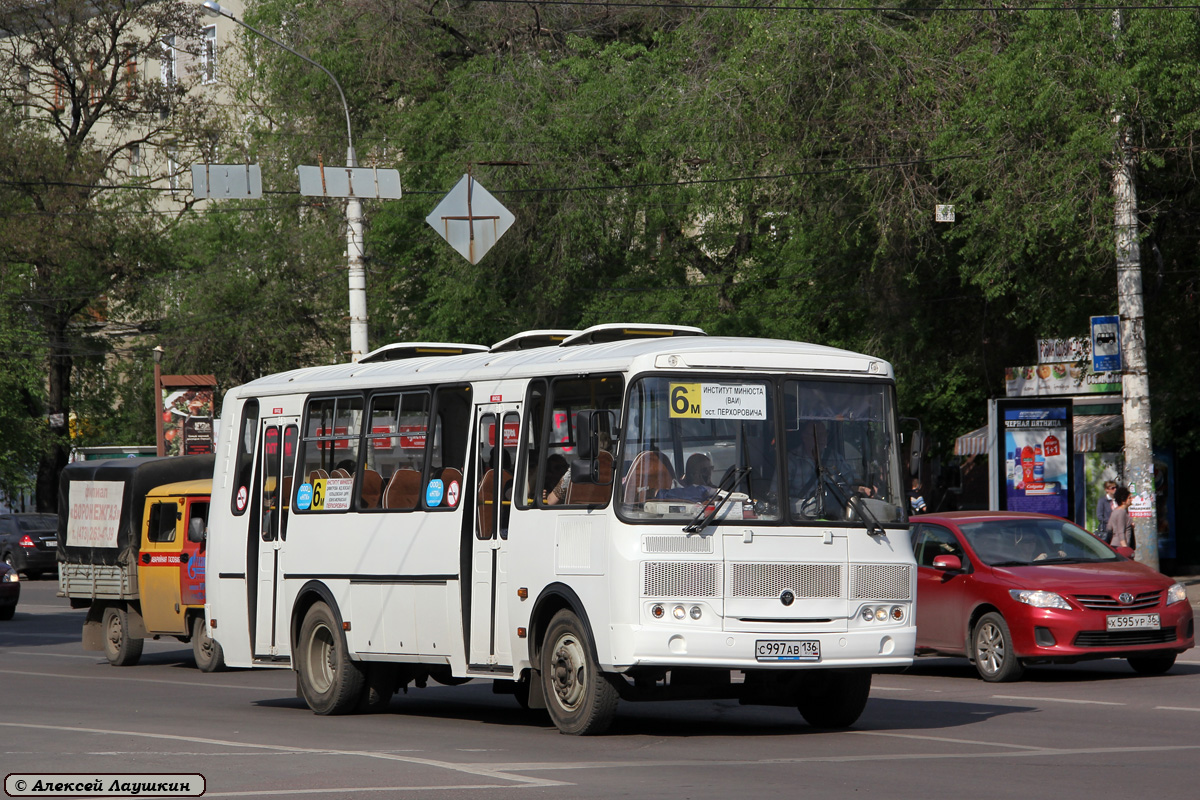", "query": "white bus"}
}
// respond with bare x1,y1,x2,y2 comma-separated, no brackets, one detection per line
204,324,916,734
